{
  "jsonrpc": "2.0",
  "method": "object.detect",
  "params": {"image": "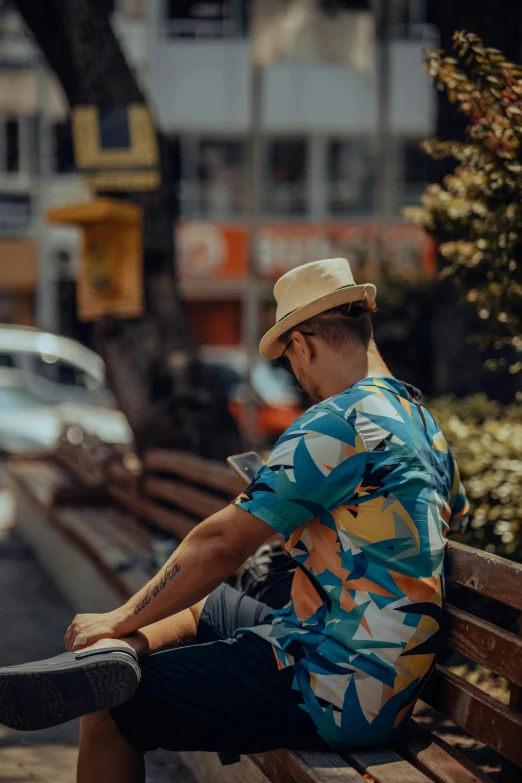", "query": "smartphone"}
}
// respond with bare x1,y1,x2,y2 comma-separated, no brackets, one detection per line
227,451,265,484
